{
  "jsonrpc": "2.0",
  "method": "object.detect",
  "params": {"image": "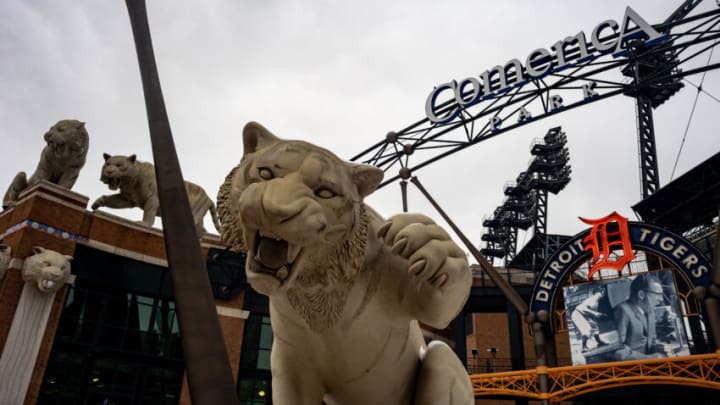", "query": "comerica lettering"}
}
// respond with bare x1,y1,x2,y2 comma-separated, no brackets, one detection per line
425,7,664,124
